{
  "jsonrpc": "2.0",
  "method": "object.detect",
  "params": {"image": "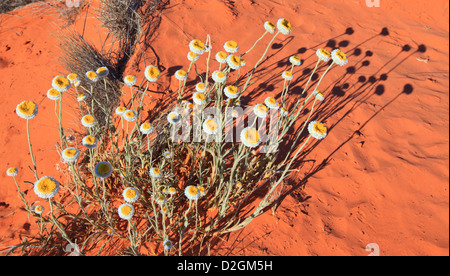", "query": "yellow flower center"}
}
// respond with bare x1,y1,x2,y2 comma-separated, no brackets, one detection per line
177,70,187,77
197,83,205,89
188,186,199,196
85,136,95,144
7,167,16,174
18,101,36,116
126,75,136,82
268,97,276,105
142,122,151,130
195,93,206,102
336,50,347,61
36,206,43,212
83,115,95,124
236,182,242,187
292,55,301,62
152,168,161,175
97,68,107,74
218,51,227,60
54,76,70,88
125,111,135,118
125,188,136,199
320,48,331,57
169,112,179,121
266,22,276,30
117,106,126,112
313,122,327,135
192,39,205,50
284,71,292,77
64,148,78,157
36,178,57,194
77,93,85,99
121,205,132,216
216,72,225,78
205,119,218,131
198,186,205,194
230,55,241,65
245,129,260,144
257,104,268,114
147,66,160,79
87,71,97,79
107,229,113,235
189,52,198,59
169,187,176,194
97,163,112,175
280,18,291,30
227,86,238,94
68,73,77,80
226,40,238,49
